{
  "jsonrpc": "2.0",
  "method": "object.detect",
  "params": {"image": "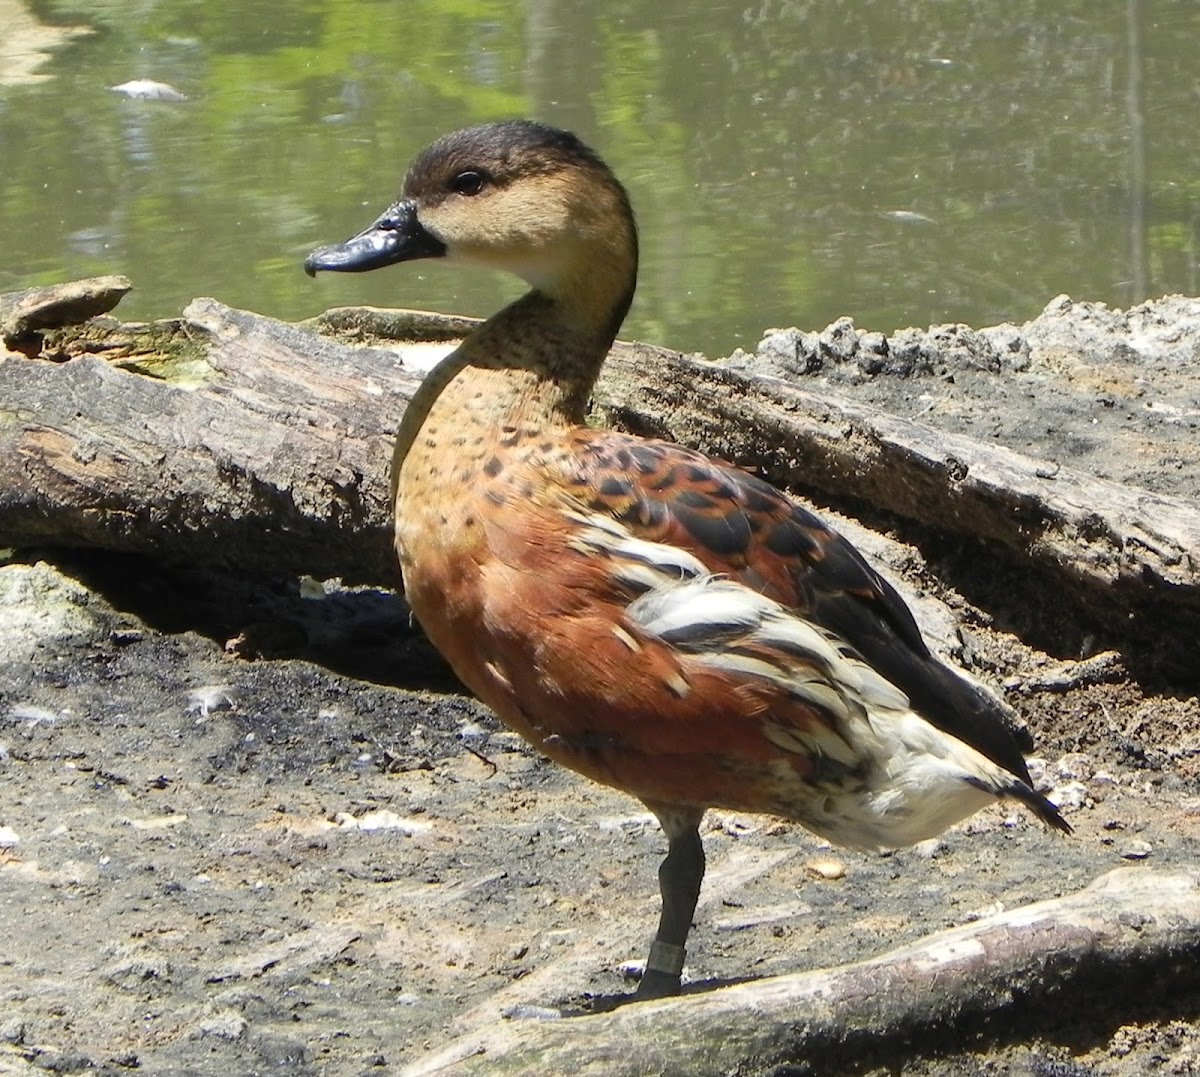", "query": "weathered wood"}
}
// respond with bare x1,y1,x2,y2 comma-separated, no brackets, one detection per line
400,868,1200,1077
0,296,417,583
0,275,131,351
